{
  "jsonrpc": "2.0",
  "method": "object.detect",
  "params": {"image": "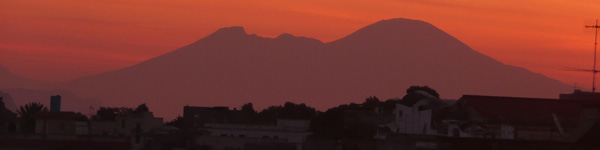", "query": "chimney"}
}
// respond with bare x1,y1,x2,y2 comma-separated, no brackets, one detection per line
50,95,61,112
